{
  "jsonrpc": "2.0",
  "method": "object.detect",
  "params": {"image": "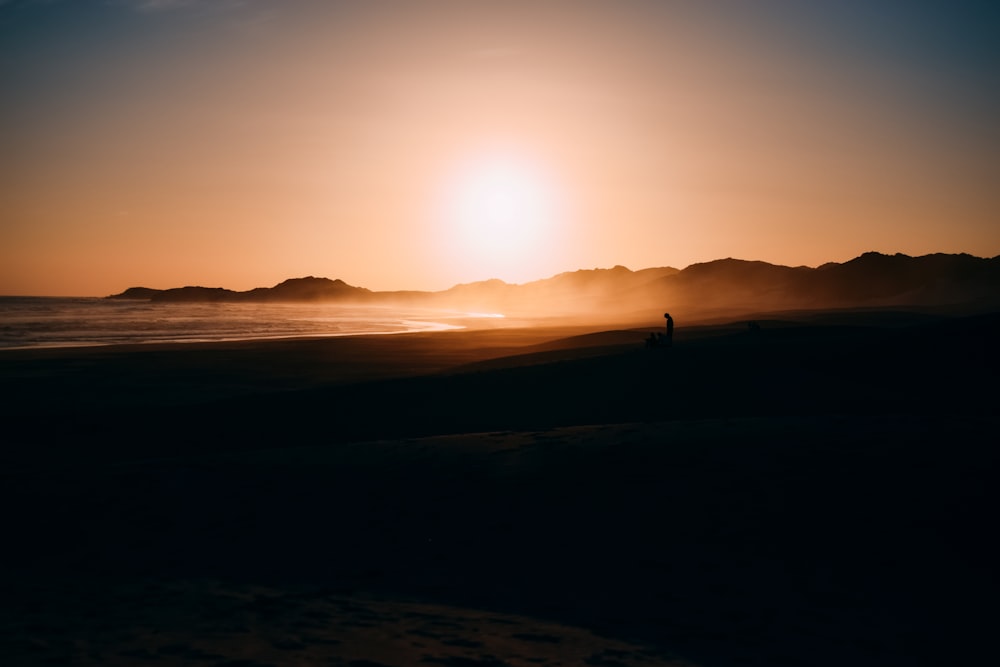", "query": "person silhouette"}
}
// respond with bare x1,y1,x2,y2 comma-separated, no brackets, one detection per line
664,313,674,347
